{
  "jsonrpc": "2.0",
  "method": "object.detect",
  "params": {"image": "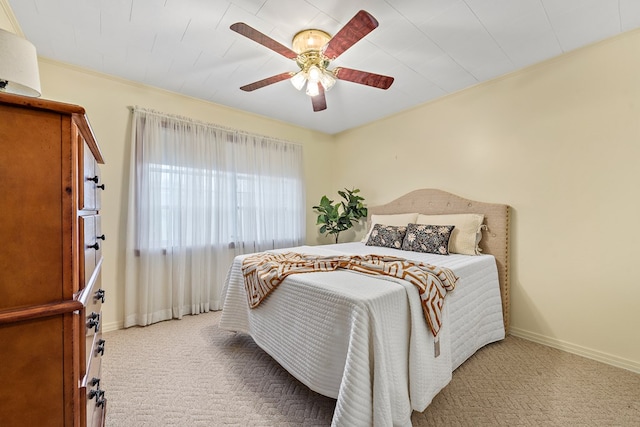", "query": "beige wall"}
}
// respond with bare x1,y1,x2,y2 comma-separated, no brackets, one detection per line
334,30,640,371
